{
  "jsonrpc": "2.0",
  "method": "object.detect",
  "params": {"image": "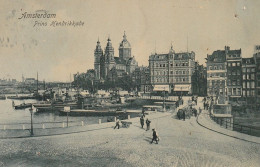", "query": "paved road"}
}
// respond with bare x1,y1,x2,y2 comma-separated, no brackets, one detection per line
0,97,259,167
